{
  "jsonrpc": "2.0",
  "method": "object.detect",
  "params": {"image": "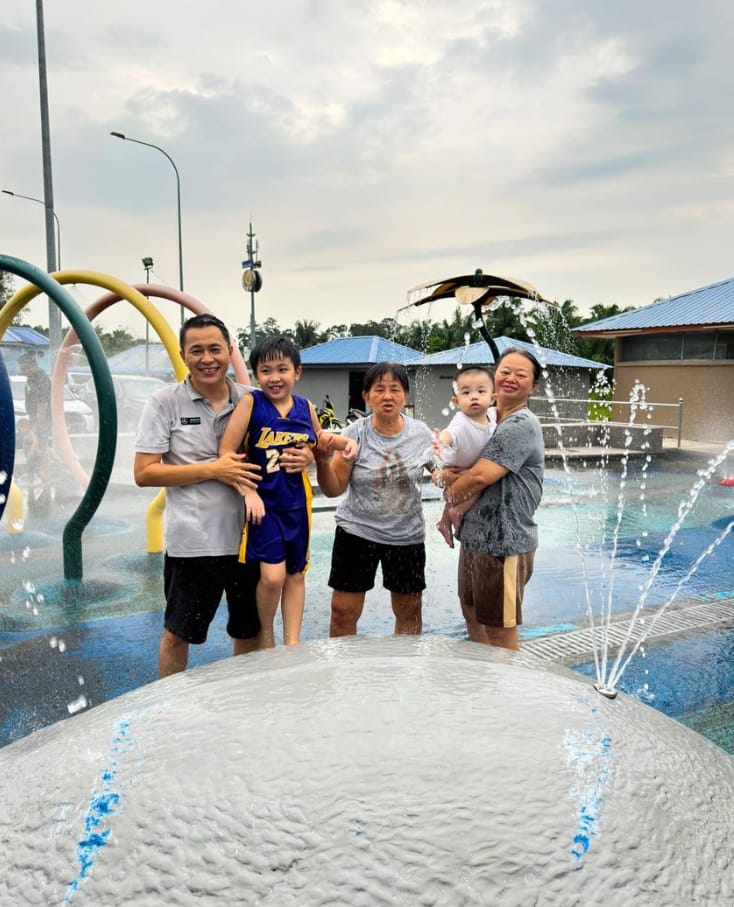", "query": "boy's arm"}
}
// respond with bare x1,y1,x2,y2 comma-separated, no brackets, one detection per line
319,430,358,461
220,395,254,456
242,488,266,524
